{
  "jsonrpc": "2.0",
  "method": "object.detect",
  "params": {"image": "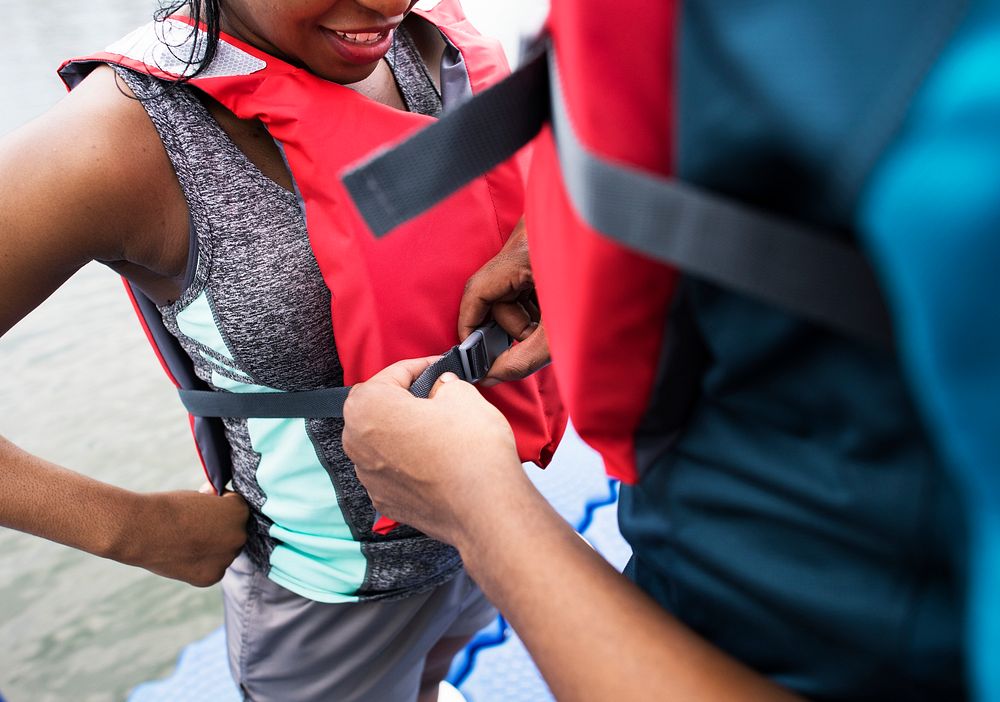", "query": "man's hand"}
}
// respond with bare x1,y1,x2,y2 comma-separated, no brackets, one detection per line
117,488,249,587
343,361,801,702
459,219,550,387
343,357,527,545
